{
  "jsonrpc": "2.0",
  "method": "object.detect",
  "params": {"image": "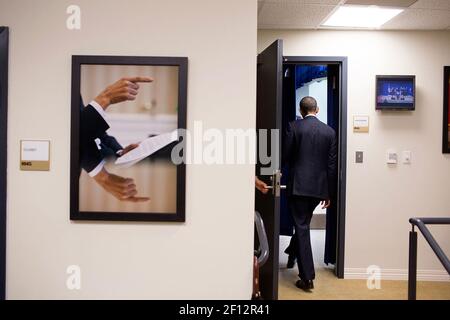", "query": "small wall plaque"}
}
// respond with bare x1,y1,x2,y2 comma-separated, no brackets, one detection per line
353,116,369,133
20,140,50,171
